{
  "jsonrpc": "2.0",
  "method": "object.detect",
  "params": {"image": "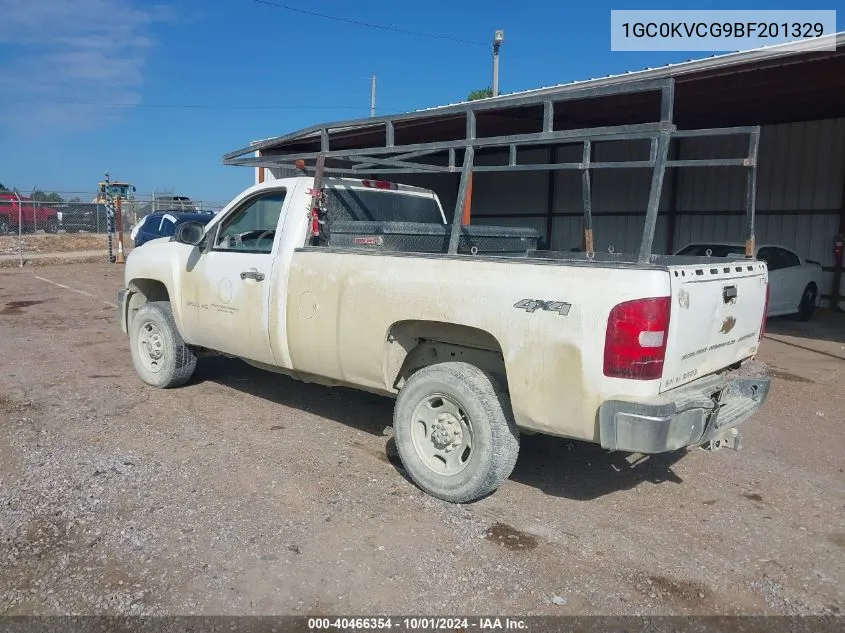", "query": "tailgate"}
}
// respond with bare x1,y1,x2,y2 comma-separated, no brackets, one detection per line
660,259,768,392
